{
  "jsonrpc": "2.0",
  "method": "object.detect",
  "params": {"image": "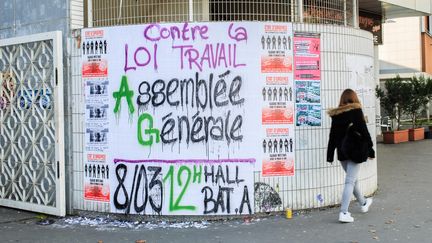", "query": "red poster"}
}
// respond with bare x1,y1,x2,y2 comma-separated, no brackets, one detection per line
84,153,110,202
84,184,110,202
262,107,294,124
82,60,108,77
261,56,293,73
262,157,294,176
